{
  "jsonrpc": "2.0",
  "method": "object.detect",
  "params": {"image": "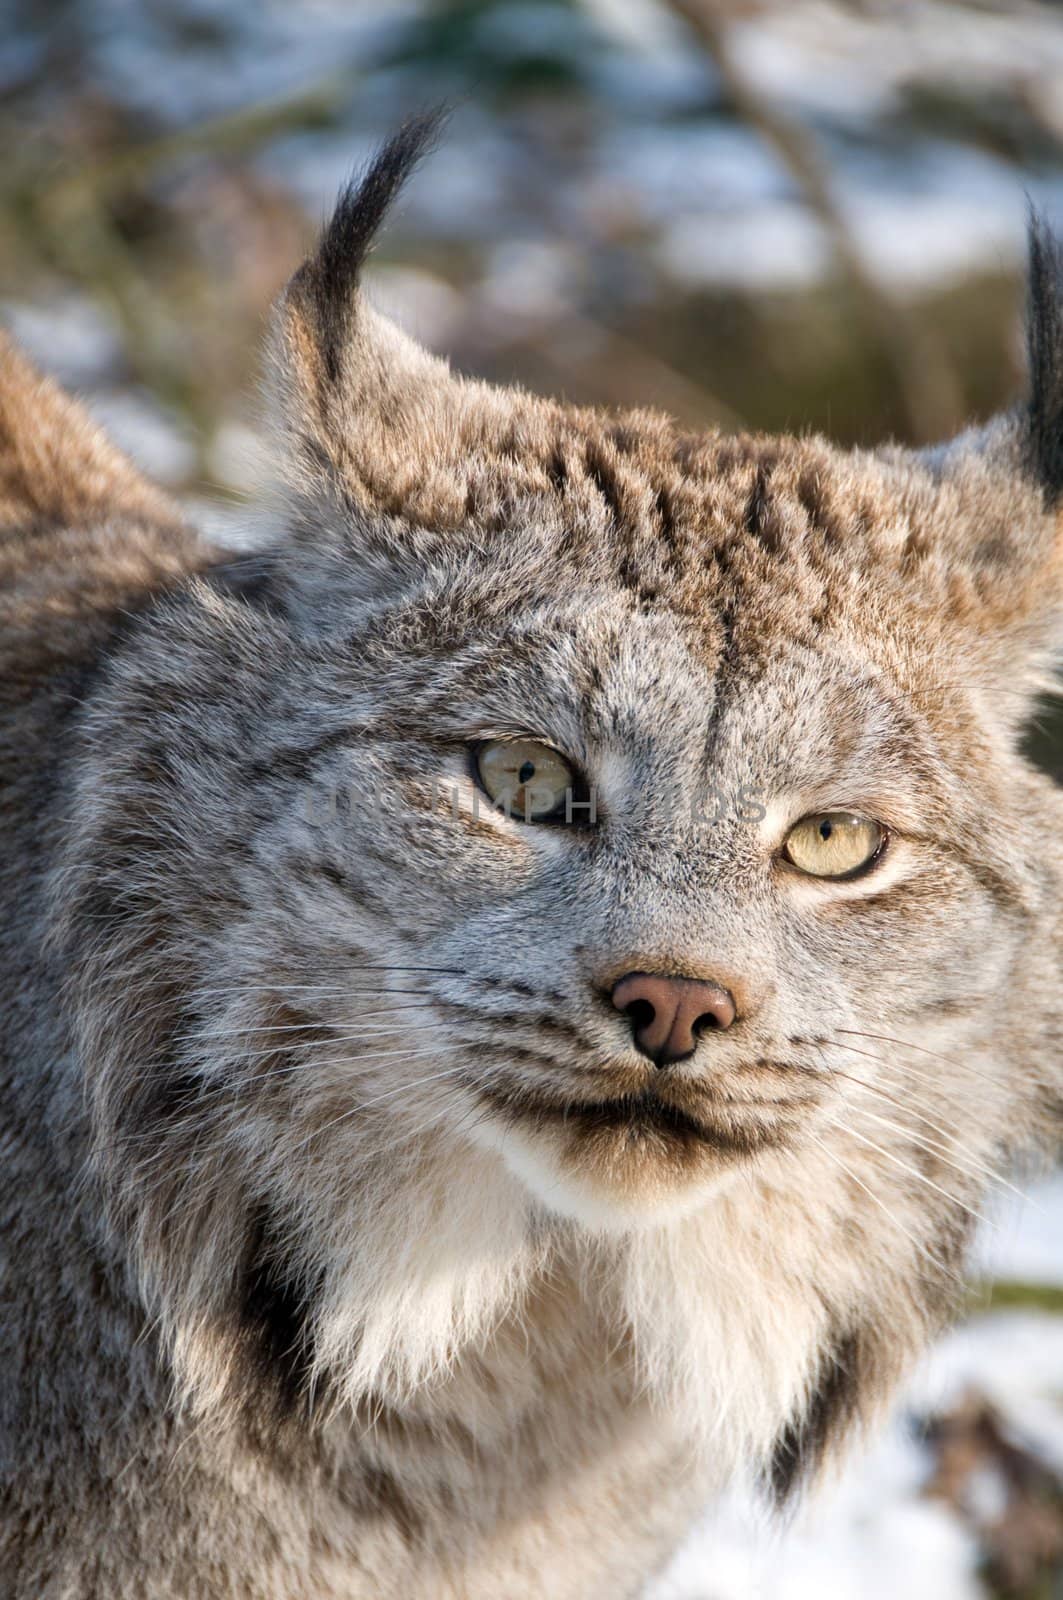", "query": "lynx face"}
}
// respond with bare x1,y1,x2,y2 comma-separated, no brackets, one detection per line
270,518,1032,1234
56,117,1063,1481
